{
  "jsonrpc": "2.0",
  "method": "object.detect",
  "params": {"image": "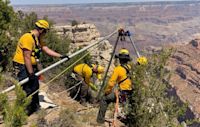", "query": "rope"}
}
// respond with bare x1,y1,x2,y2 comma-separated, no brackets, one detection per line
112,89,119,127
72,84,81,100
57,80,83,95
